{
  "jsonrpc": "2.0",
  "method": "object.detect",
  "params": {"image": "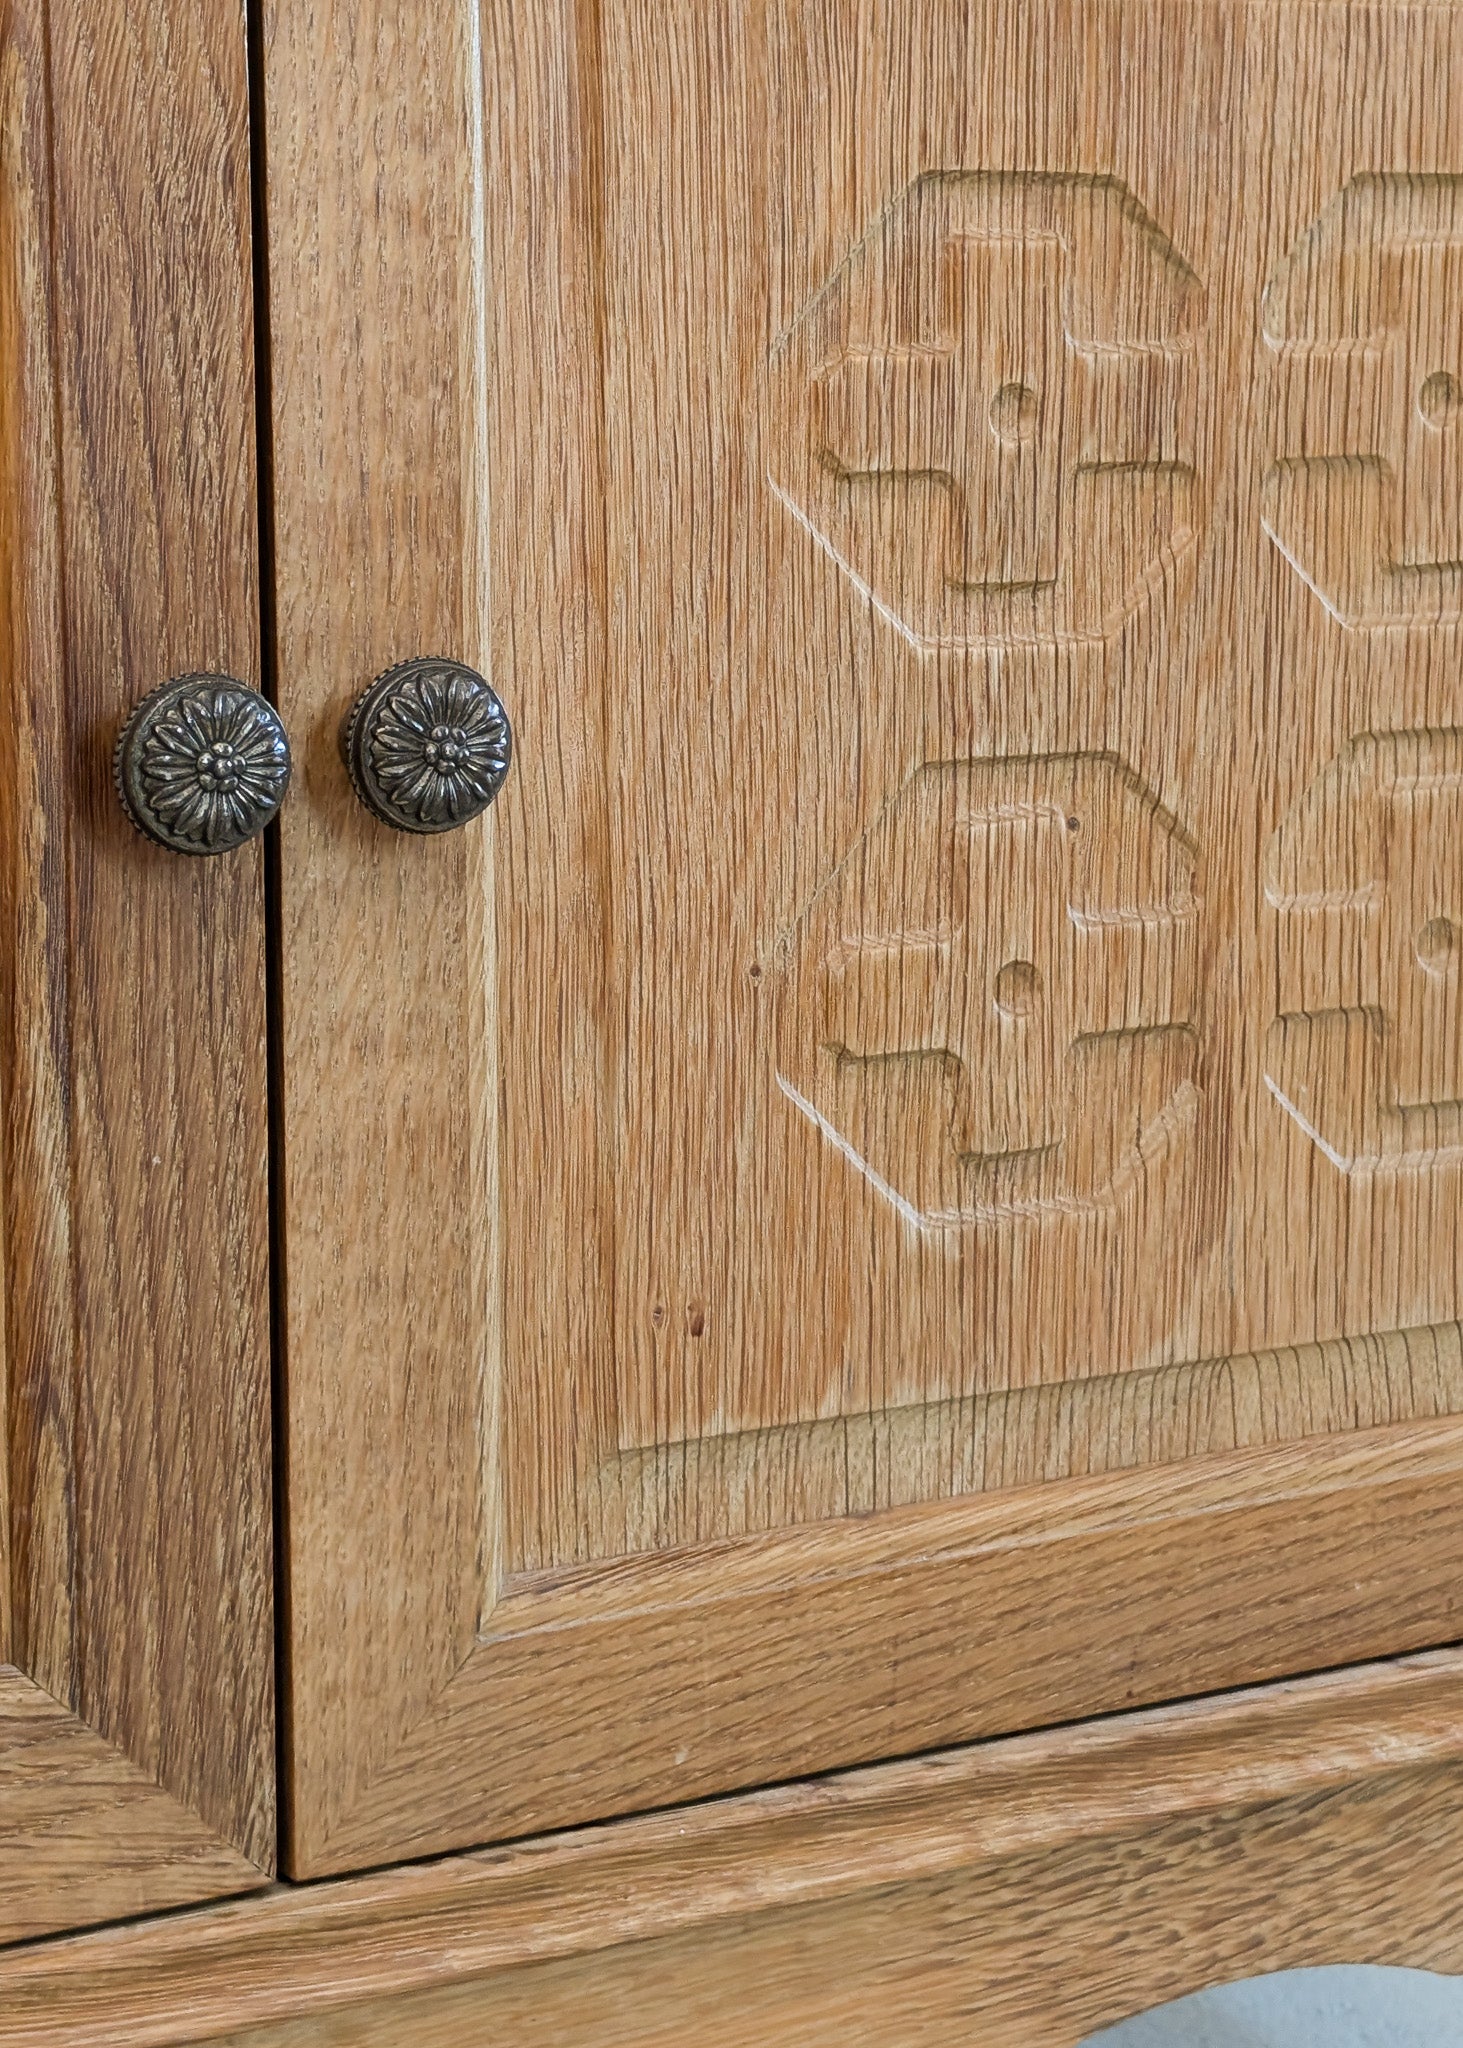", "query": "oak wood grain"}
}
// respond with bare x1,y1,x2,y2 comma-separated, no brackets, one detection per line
314,1418,1463,1868
3,1652,1463,2046
0,1672,264,1946
264,0,506,1863
225,1764,1463,2048
269,0,1463,1876
0,0,274,1940
0,1,63,1684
